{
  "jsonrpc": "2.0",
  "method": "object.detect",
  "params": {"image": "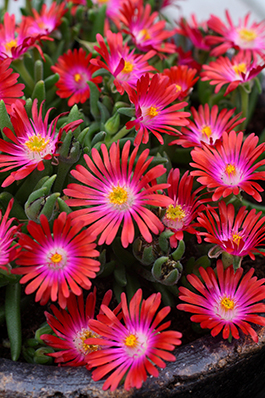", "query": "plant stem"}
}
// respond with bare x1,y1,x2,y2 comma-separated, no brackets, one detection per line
12,59,35,91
